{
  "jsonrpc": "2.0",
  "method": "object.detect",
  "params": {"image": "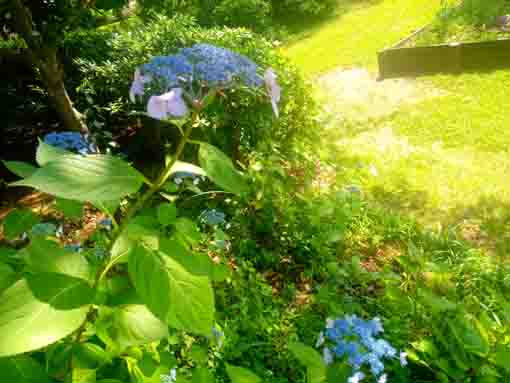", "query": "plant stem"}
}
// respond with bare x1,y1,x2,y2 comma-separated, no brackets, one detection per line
72,115,197,345
117,115,197,234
